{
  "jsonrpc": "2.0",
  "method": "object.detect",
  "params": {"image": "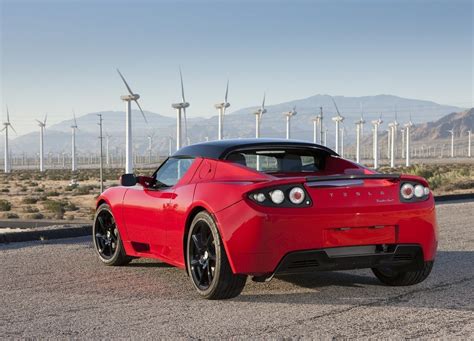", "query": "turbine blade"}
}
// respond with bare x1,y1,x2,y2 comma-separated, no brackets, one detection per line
330,97,341,116
134,99,148,123
116,68,135,96
35,119,43,125
6,105,10,123
9,123,17,134
262,92,266,109
73,109,78,127
179,66,186,103
224,79,229,103
43,113,48,126
0,126,6,132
